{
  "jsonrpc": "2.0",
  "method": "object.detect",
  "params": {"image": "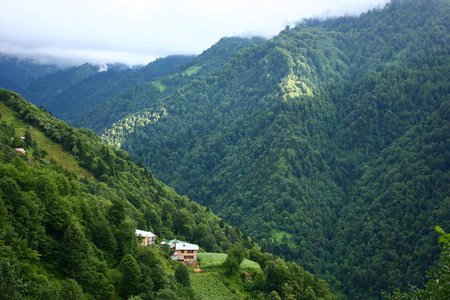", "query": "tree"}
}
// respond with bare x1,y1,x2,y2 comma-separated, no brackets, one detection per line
0,196,7,227
62,222,90,277
119,254,142,298
265,259,290,294
24,130,32,148
156,289,178,300
267,290,282,300
223,245,245,275
59,278,84,300
175,263,191,287
0,259,27,300
115,219,137,259
303,286,317,300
